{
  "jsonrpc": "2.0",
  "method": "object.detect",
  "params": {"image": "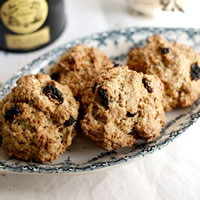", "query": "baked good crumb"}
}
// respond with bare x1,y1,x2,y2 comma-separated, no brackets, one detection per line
127,35,200,111
50,44,114,100
81,66,166,150
0,74,79,163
